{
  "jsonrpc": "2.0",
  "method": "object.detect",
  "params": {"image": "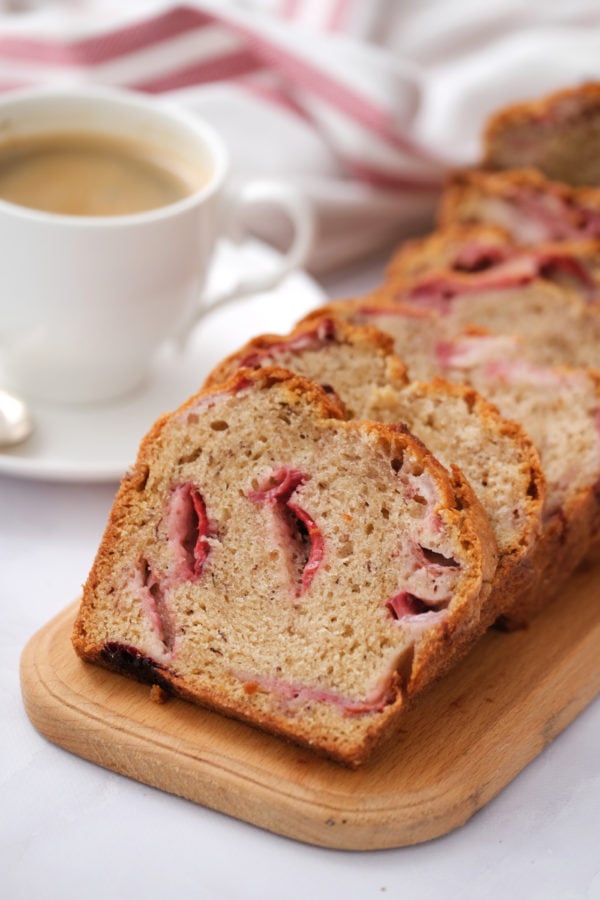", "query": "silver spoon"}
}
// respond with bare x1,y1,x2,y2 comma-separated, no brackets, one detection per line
0,388,33,447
